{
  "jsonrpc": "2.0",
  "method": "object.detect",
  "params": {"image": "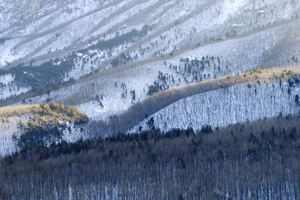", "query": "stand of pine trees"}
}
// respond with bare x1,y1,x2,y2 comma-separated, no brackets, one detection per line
14,101,88,149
